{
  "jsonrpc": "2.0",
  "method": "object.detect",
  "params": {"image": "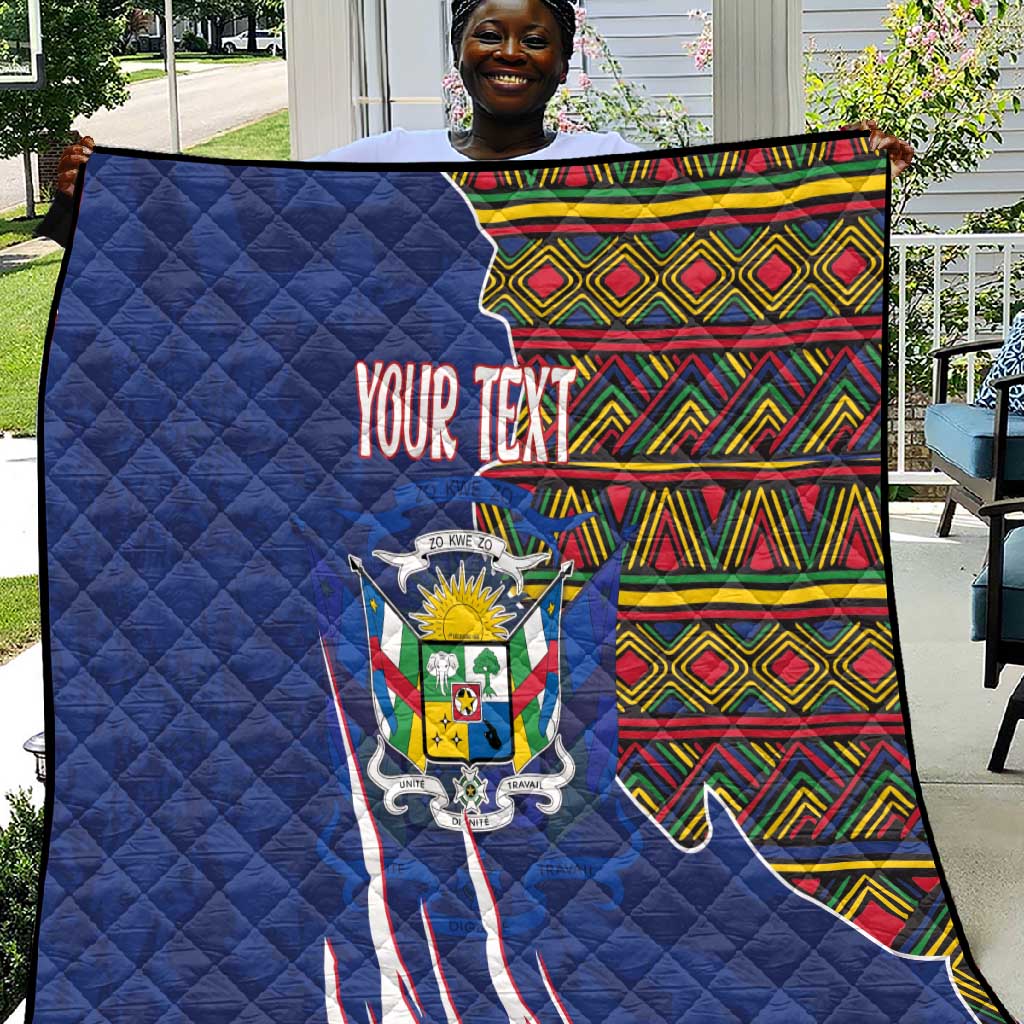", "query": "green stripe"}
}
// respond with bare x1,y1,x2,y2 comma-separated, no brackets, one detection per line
509,630,530,688
390,696,415,755
519,698,547,756
621,569,886,584
397,624,420,683
461,158,882,206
